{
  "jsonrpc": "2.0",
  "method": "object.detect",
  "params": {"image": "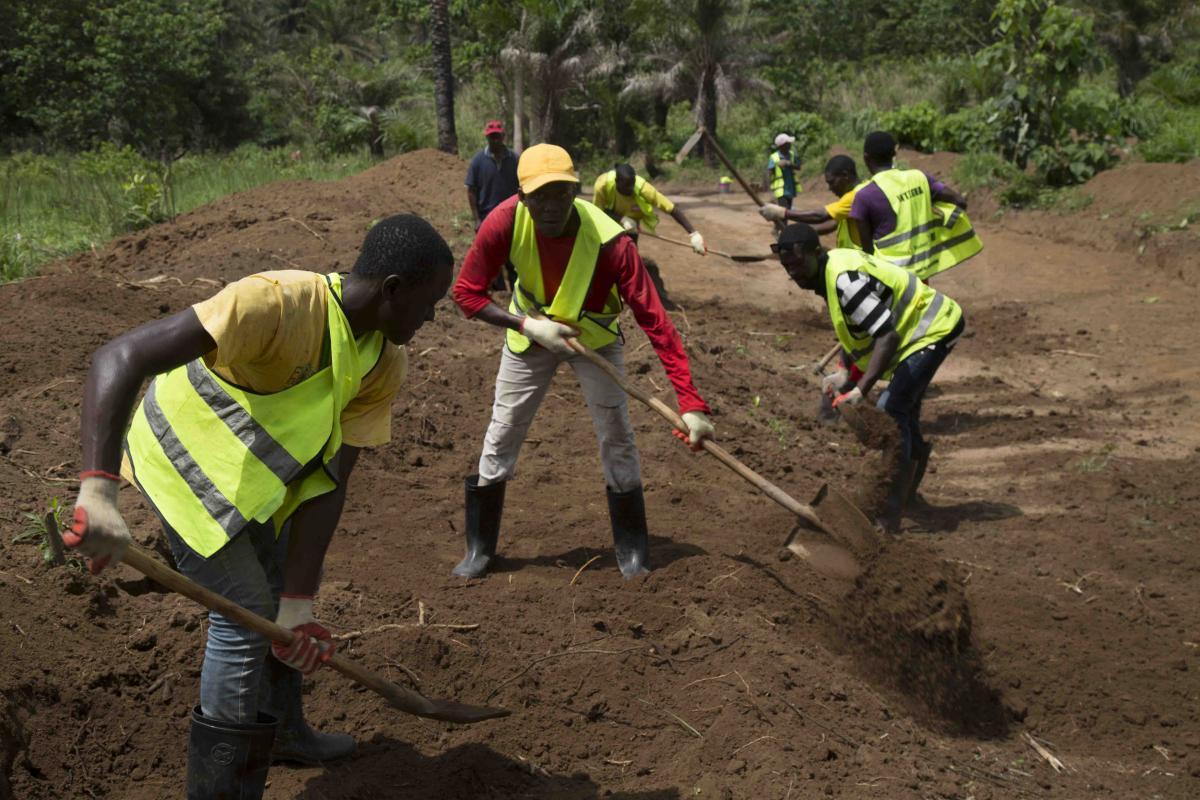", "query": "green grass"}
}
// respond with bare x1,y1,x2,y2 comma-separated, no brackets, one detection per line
1,144,373,283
